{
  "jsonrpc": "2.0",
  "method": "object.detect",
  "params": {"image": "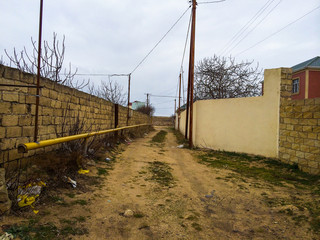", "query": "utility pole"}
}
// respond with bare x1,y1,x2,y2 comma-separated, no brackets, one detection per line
174,99,176,116
146,93,149,107
178,73,181,130
126,74,131,126
186,0,197,147
34,0,43,143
